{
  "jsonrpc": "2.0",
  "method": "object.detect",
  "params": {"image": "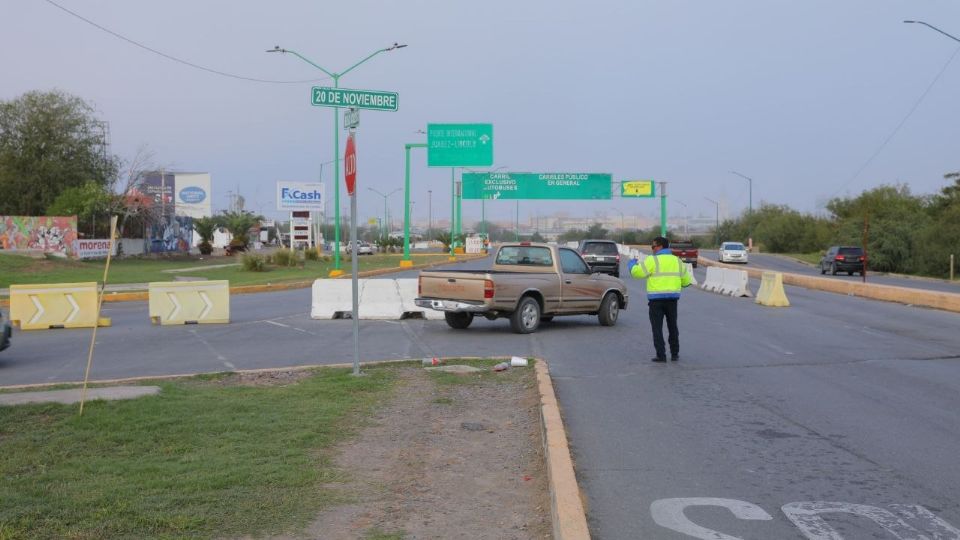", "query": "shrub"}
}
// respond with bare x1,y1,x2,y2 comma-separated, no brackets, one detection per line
272,249,298,267
304,248,320,261
242,253,266,272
